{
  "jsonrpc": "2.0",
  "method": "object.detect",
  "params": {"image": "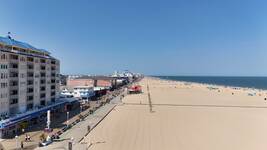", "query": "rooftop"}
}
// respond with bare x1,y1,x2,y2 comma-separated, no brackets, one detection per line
75,75,116,80
0,36,50,54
